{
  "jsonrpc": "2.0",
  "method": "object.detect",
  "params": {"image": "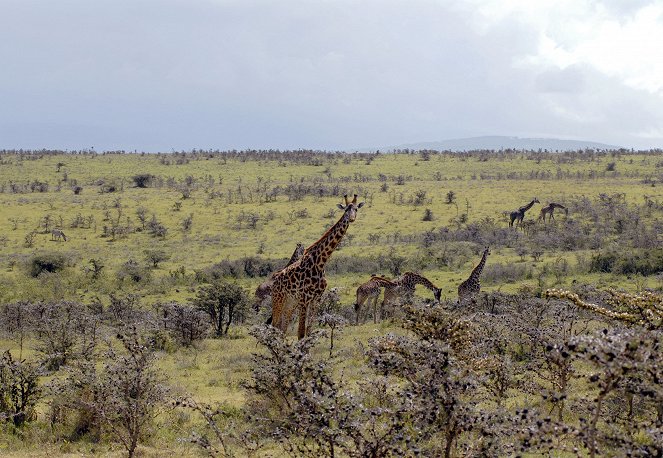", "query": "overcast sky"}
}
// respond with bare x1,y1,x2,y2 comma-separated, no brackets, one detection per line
1,0,663,151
